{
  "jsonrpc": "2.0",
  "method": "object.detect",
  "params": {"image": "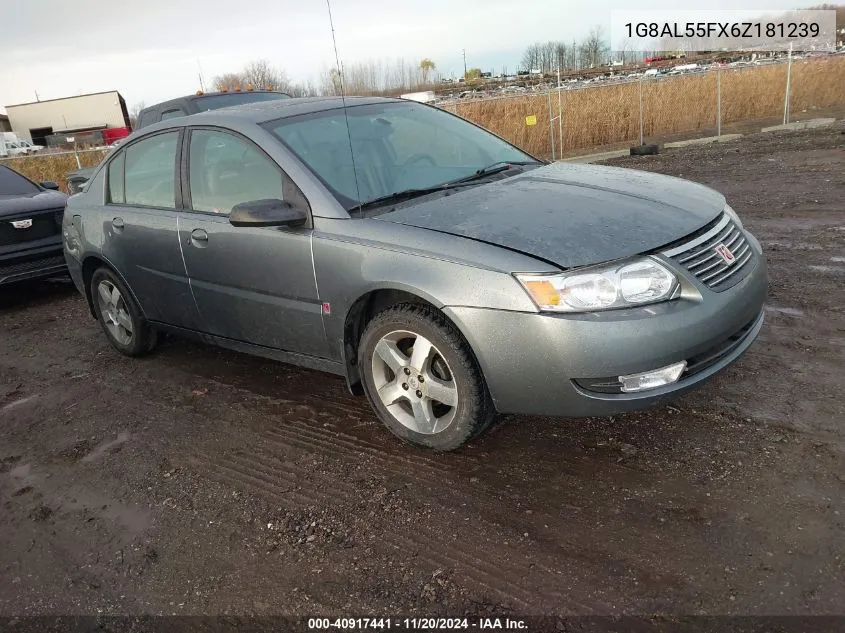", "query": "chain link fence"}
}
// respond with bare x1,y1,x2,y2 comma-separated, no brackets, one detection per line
441,55,845,159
